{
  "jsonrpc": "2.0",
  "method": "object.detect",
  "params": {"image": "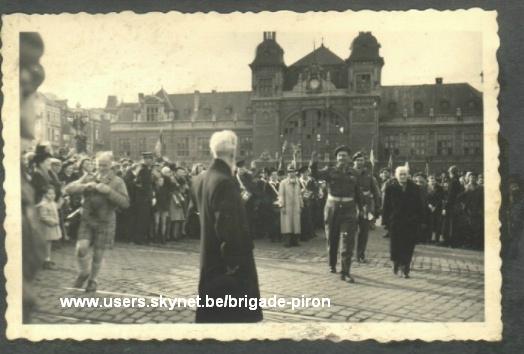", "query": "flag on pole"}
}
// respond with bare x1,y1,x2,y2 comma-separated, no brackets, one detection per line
387,153,393,172
154,128,165,158
404,161,410,172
